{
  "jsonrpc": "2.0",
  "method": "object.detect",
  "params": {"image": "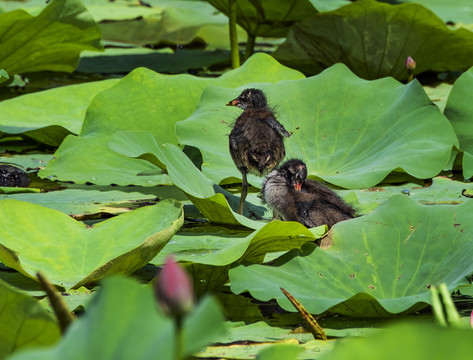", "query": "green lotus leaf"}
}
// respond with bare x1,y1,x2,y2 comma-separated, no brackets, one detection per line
177,64,458,189
273,0,473,80
152,220,322,267
0,0,244,49
0,69,8,85
256,344,303,360
39,53,304,185
310,0,350,12
78,48,230,75
41,135,172,186
0,189,160,216
6,277,226,360
317,323,473,360
0,0,103,78
0,80,118,146
108,130,264,228
398,0,473,24
229,195,473,317
444,66,473,178
0,279,60,359
206,0,317,38
0,199,183,289
347,176,473,215
96,0,242,49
